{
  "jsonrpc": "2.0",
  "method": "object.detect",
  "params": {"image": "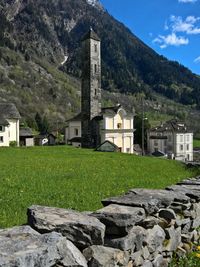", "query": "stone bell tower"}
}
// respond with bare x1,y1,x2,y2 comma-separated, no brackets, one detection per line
81,28,101,148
